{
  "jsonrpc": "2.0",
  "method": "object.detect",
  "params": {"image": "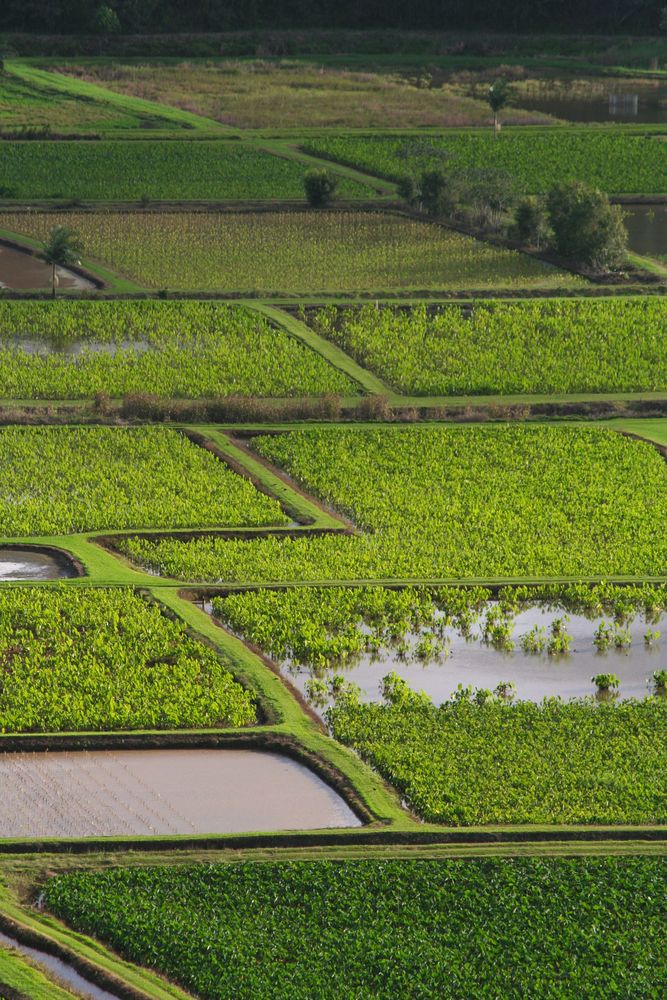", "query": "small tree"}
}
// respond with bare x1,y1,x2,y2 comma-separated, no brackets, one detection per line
512,196,549,247
304,169,338,208
487,78,511,137
419,168,464,217
547,180,627,270
91,4,122,34
39,226,83,298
